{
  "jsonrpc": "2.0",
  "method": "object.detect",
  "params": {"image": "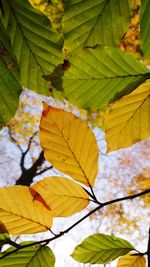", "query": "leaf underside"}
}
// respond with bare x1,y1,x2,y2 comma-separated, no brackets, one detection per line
52,46,150,110
40,104,99,187
116,253,146,267
0,21,21,128
31,176,90,217
0,186,52,234
101,82,150,152
0,233,10,246
0,243,55,267
63,0,132,53
140,0,150,53
0,0,63,95
72,233,135,264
